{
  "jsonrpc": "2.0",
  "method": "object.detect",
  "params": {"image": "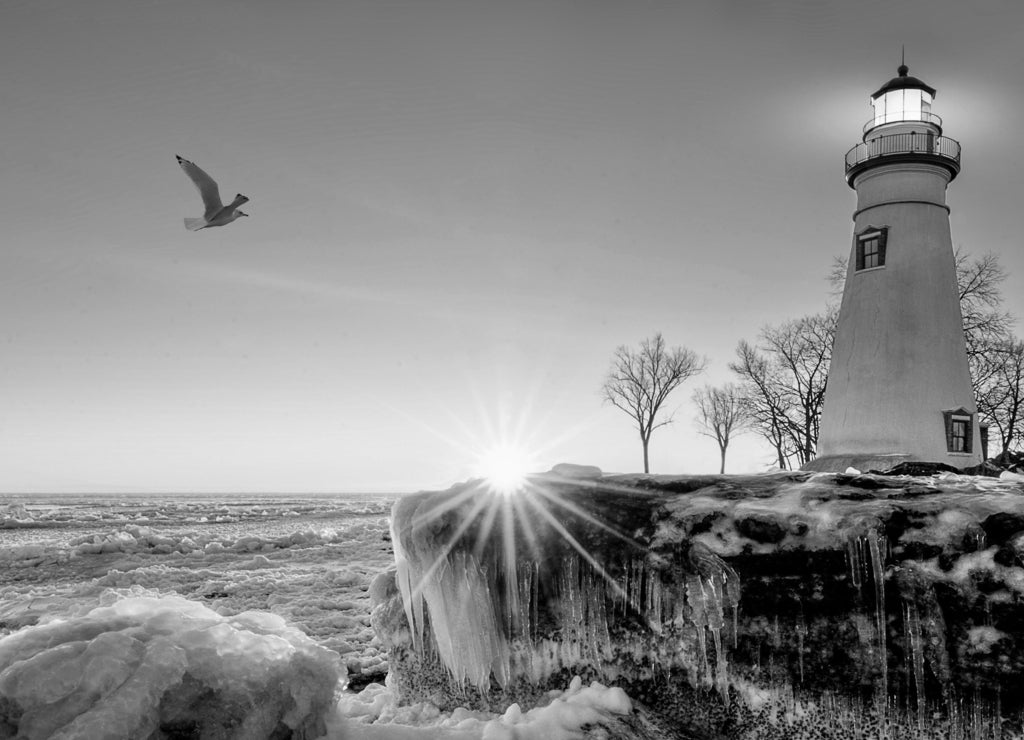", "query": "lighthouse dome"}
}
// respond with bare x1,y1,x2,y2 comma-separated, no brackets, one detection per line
865,64,940,136
872,64,936,99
